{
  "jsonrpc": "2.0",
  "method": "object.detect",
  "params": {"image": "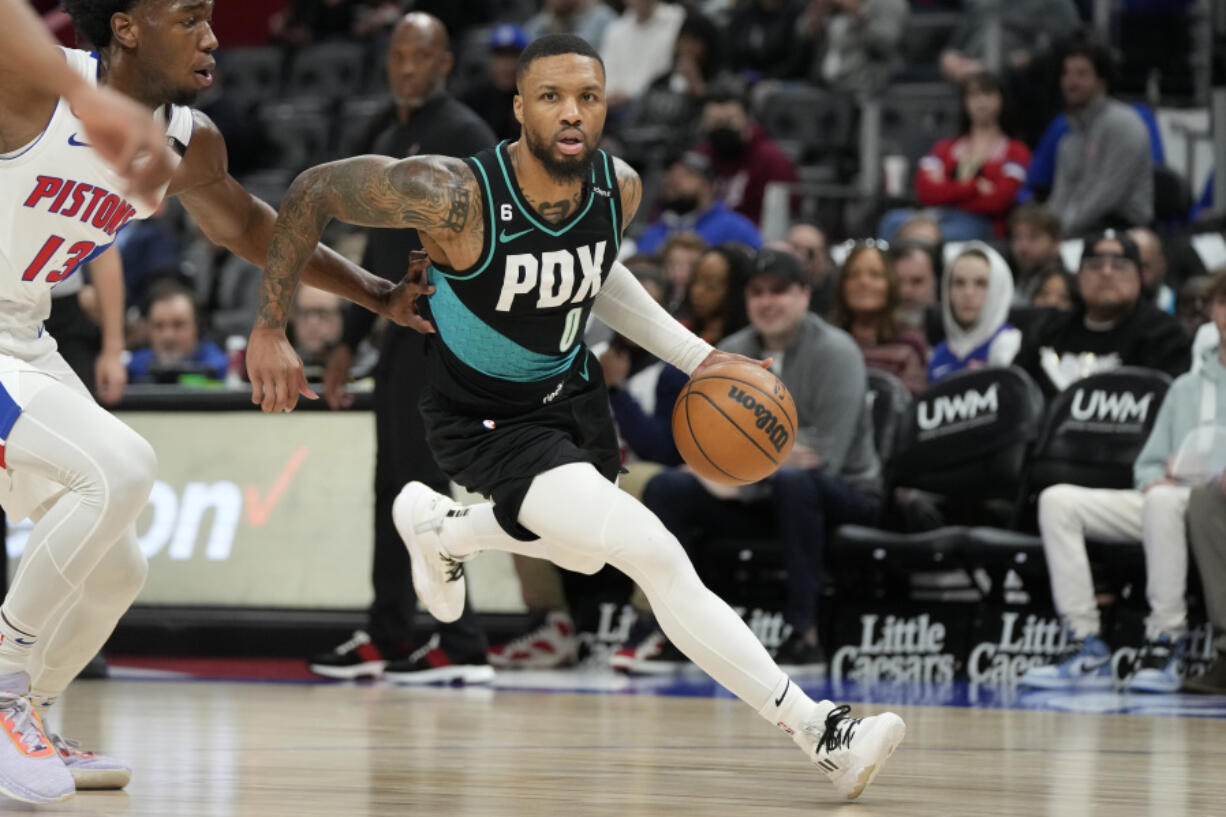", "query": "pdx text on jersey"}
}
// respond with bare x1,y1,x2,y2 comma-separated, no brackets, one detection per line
22,175,139,240
495,241,608,312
